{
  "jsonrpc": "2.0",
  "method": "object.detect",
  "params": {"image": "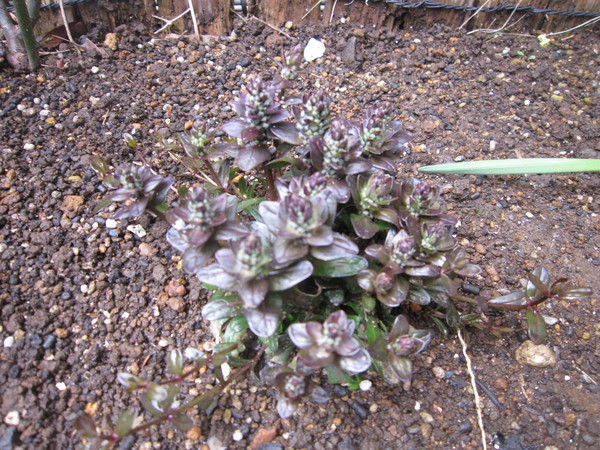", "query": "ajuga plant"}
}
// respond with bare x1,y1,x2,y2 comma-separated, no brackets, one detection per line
79,45,592,447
